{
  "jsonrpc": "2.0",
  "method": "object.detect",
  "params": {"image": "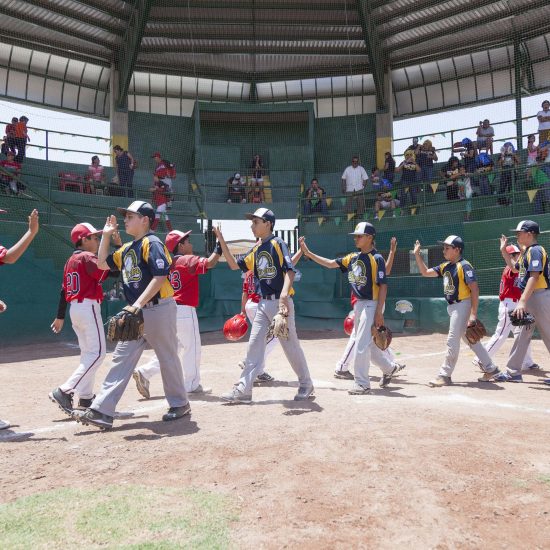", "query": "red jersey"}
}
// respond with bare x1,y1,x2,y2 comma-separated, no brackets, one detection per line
0,244,7,265
169,254,208,307
0,159,21,172
5,123,16,137
499,266,522,301
62,250,109,302
242,270,261,303
152,181,169,207
154,161,175,180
